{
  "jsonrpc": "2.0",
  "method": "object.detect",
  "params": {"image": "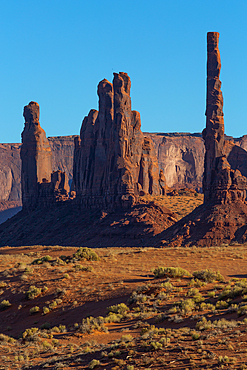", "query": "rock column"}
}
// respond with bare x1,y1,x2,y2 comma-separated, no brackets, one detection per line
203,32,225,202
20,101,52,210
